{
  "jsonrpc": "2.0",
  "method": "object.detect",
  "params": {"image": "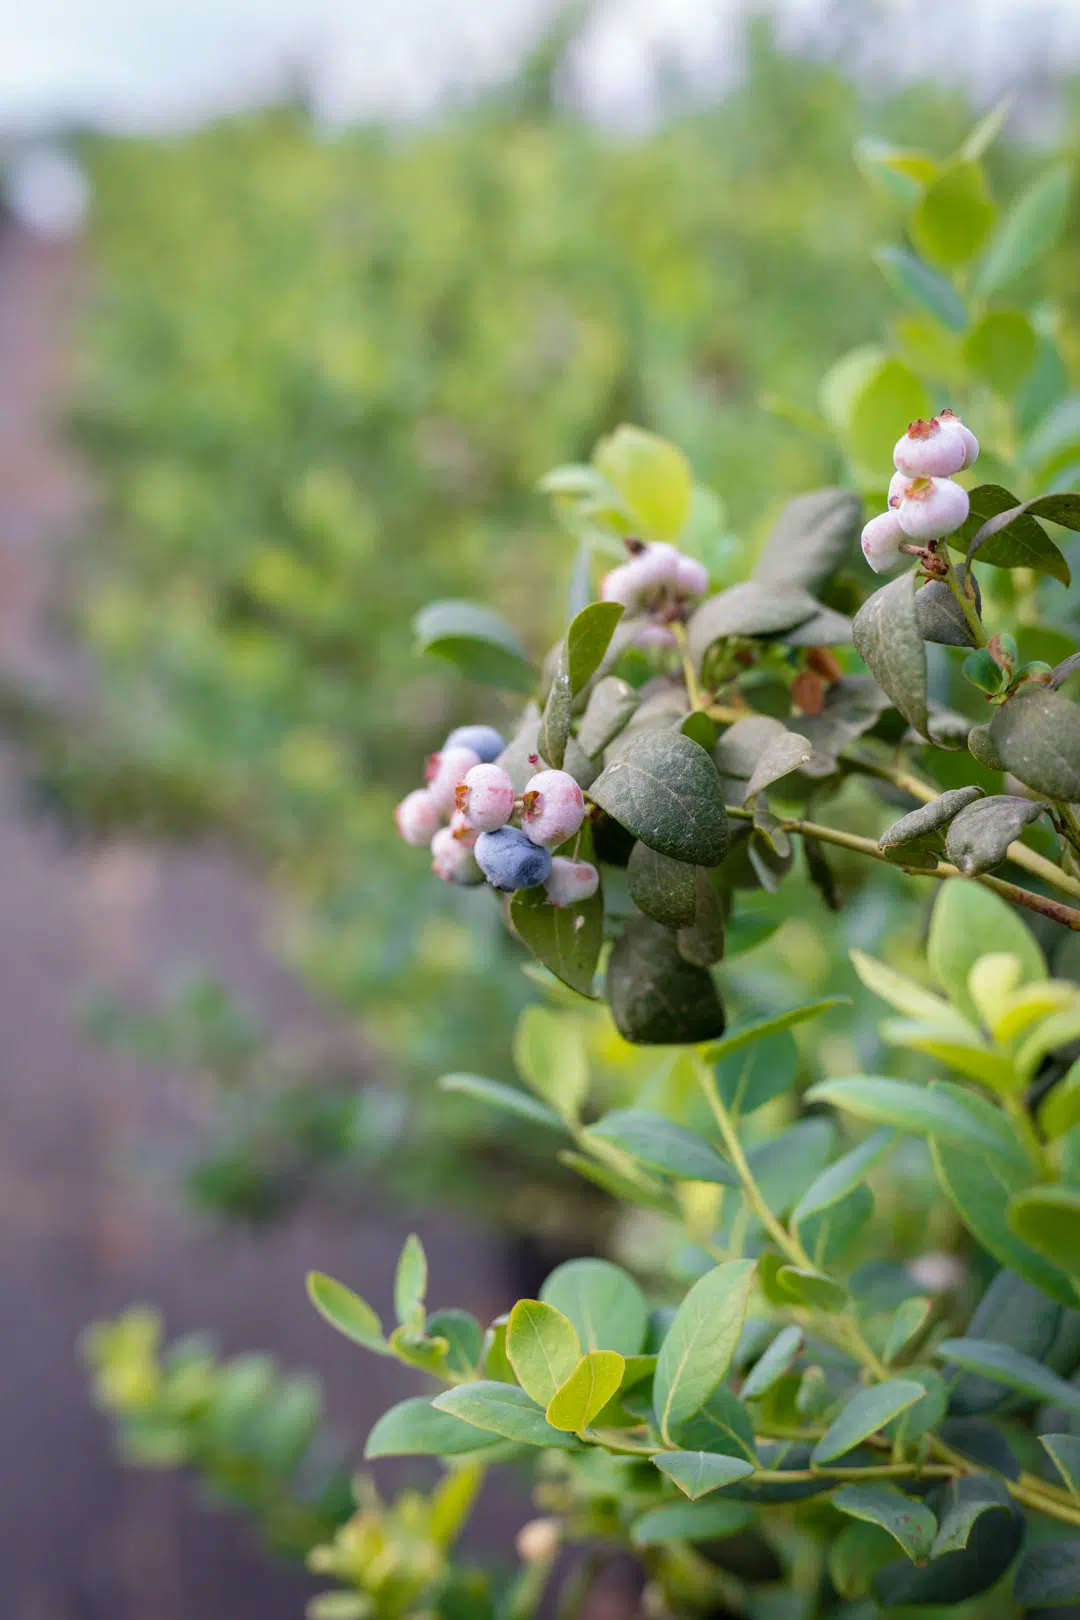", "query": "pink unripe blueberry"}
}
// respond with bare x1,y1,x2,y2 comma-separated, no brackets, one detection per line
635,622,677,649
455,763,515,832
896,476,970,543
545,857,599,908
633,542,682,591
395,788,442,846
448,809,479,849
520,769,586,848
674,554,708,598
600,562,641,607
425,745,481,816
888,469,907,507
861,509,907,574
893,417,967,478
431,825,483,885
937,408,979,470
